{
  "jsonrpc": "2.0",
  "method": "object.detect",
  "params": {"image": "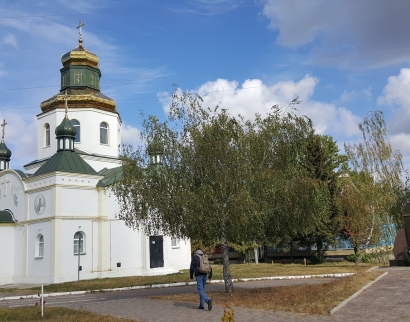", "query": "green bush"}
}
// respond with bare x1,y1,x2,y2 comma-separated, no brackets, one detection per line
346,253,370,263
309,254,326,265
